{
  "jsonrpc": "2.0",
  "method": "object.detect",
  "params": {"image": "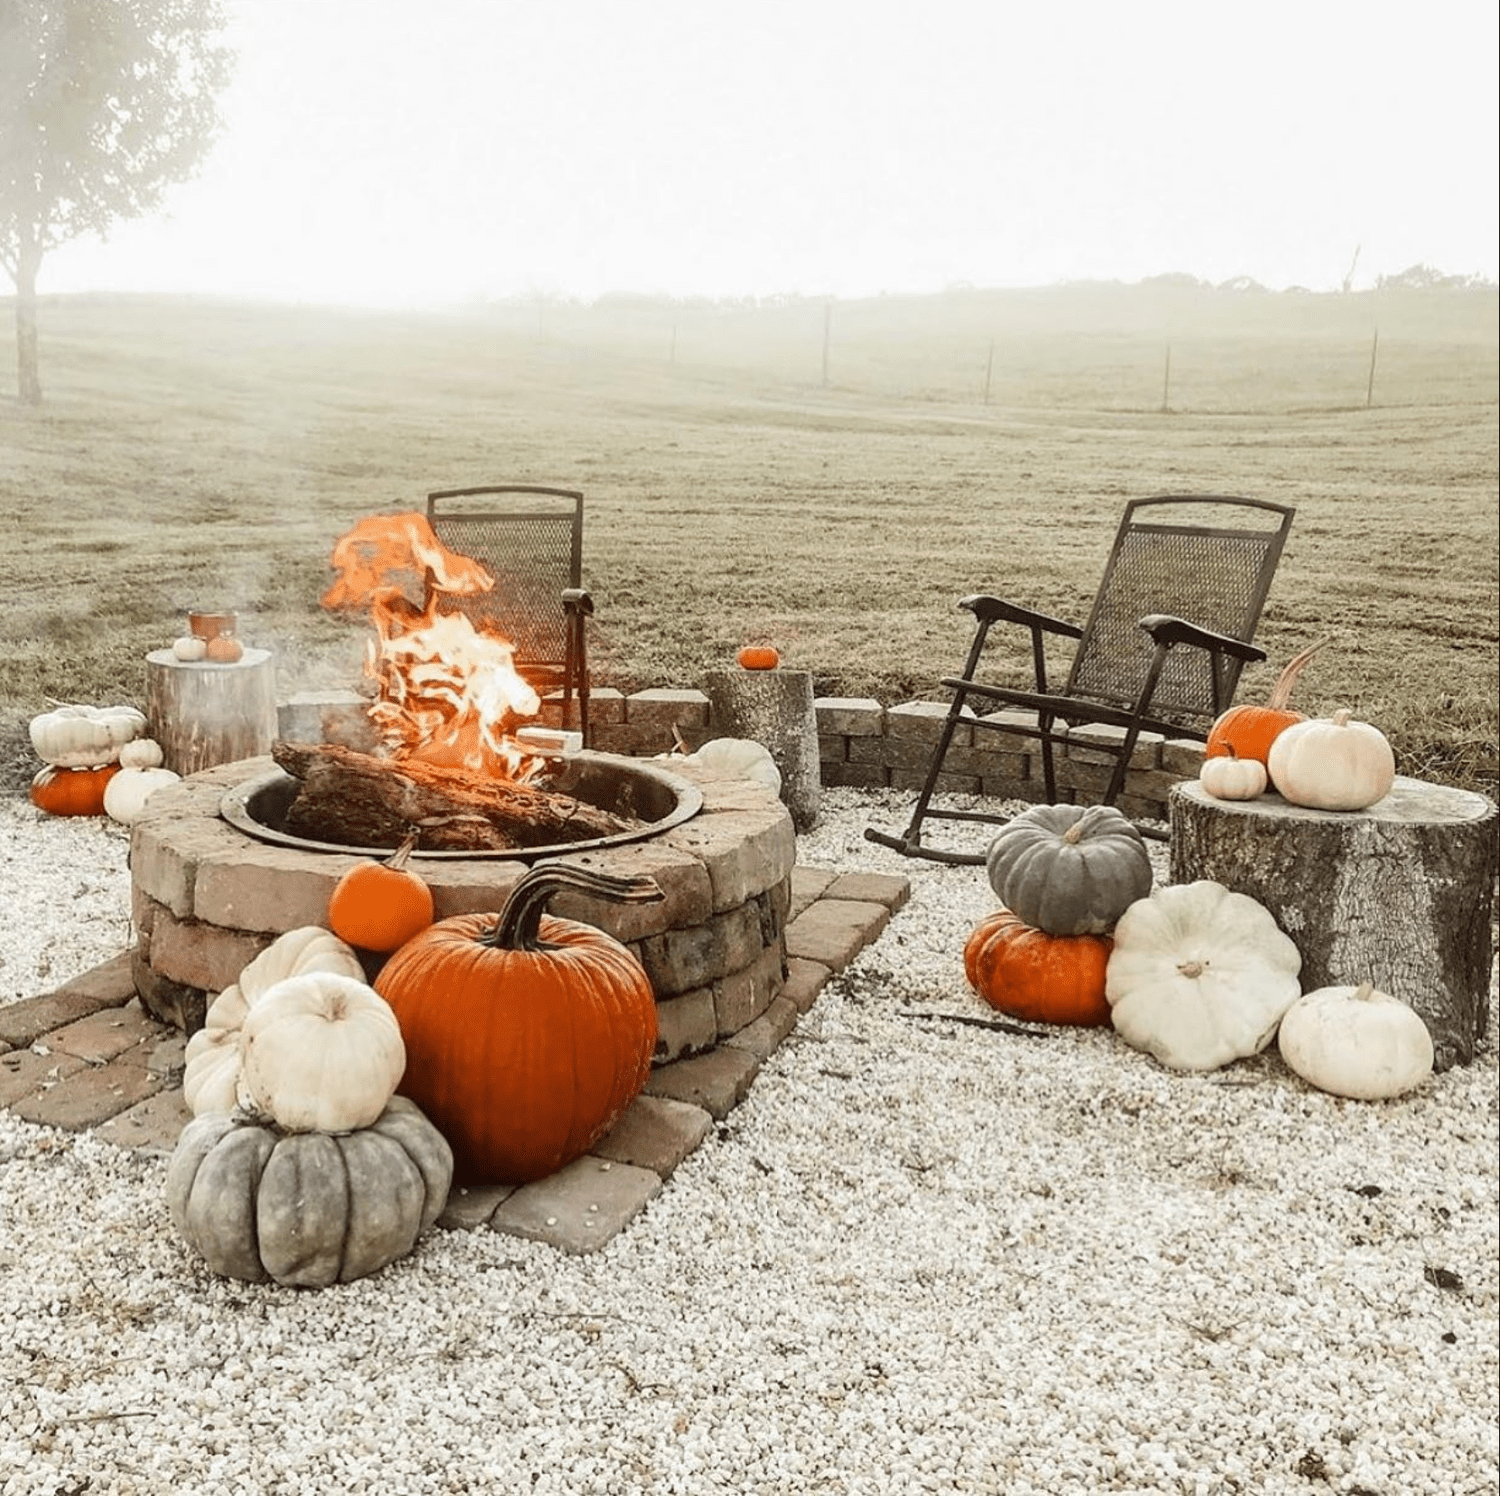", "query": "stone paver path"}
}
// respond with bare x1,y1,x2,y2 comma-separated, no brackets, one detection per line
0,867,908,1254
